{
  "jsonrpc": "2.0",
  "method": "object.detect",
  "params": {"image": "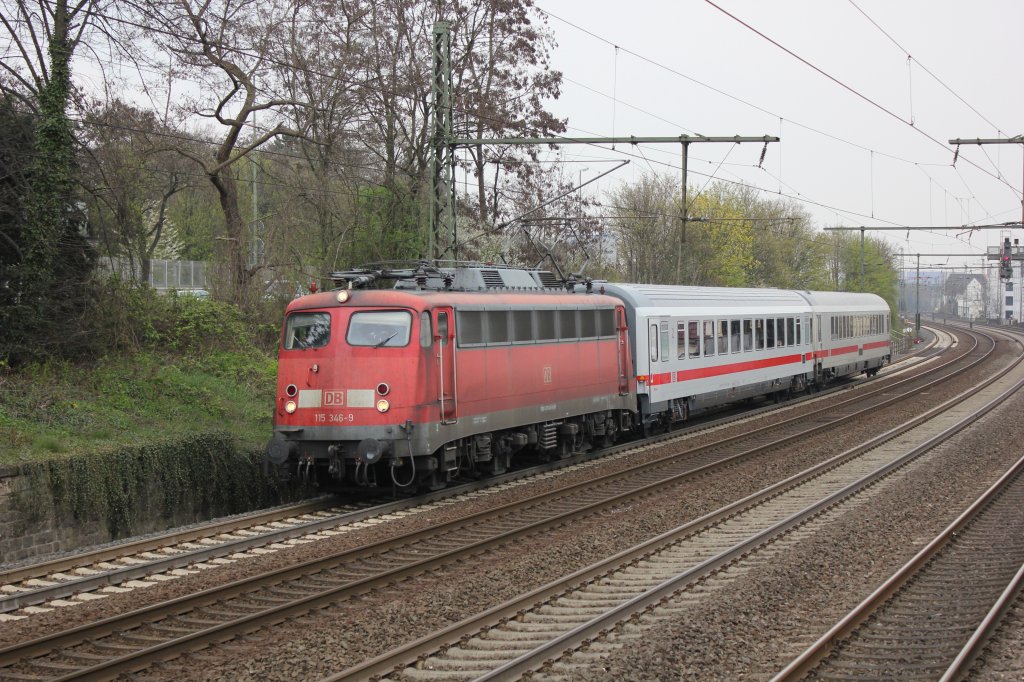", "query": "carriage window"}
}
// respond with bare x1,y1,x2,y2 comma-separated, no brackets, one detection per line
677,322,687,360
559,309,578,340
755,319,765,350
730,320,741,353
776,318,786,347
347,310,411,347
743,319,753,351
765,318,776,348
284,311,331,350
512,310,533,342
704,320,716,355
598,309,616,337
536,310,556,341
786,318,795,347
718,320,729,354
580,309,598,338
660,321,670,362
688,321,700,357
650,324,659,362
795,317,802,345
420,312,432,348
